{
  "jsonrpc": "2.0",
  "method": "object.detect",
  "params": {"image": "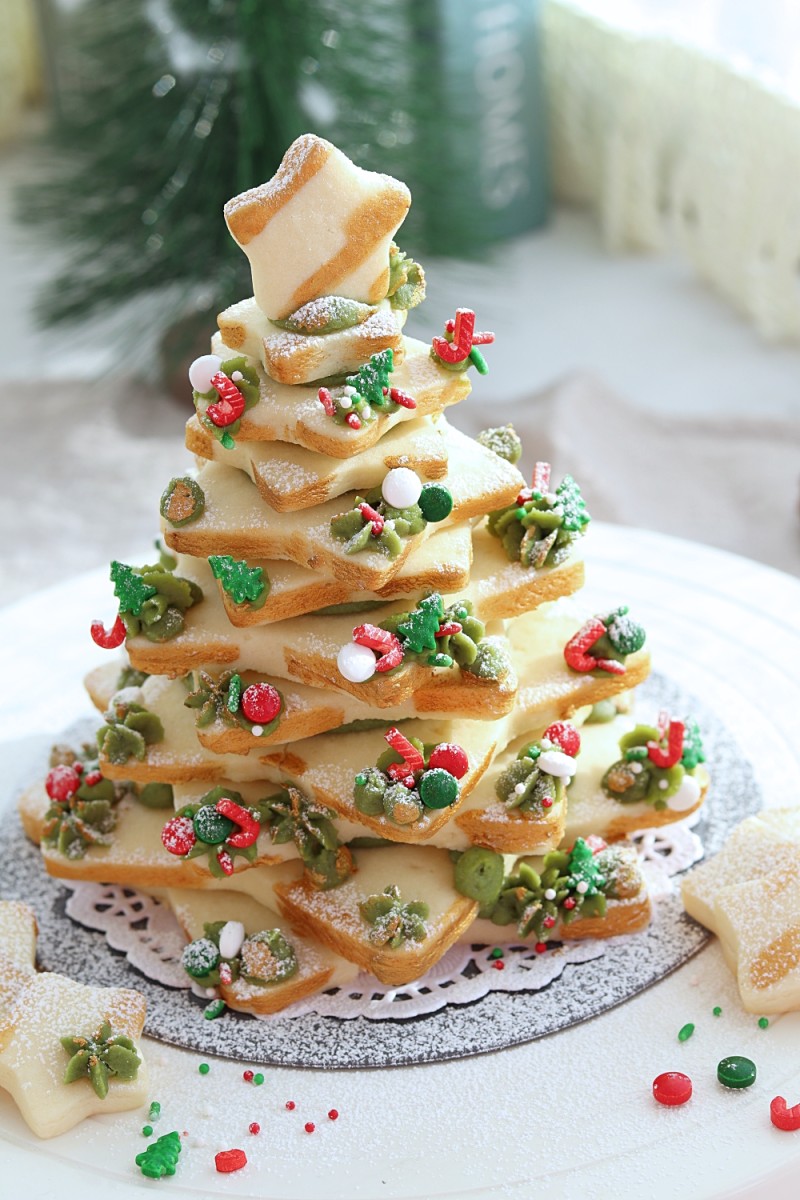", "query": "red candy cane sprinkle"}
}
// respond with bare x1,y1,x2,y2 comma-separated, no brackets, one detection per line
45,765,82,803
90,614,127,649
384,726,425,775
215,797,260,848
770,1096,800,1131
647,719,685,769
241,682,281,724
564,618,627,676
215,1148,247,1174
206,372,246,428
317,387,336,416
358,502,384,536
389,387,417,409
352,623,404,672
161,815,196,857
532,462,552,493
